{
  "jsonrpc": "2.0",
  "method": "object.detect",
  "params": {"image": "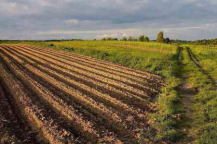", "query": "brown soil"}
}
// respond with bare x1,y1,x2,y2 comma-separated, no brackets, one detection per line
0,44,164,144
